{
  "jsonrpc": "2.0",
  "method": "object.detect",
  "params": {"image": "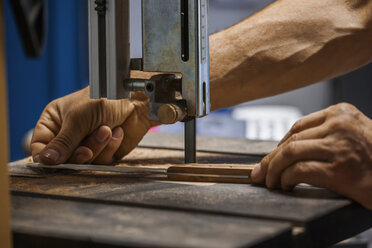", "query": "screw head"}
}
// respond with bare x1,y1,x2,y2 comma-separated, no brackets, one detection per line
146,83,154,92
